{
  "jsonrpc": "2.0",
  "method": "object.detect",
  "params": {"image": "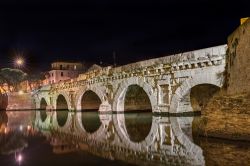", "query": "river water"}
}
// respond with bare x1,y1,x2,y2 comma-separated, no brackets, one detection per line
0,111,249,166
